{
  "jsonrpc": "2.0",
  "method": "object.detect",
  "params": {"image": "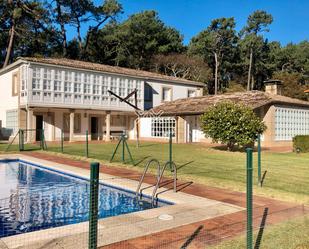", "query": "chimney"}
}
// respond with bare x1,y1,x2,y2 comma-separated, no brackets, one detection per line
264,80,283,95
